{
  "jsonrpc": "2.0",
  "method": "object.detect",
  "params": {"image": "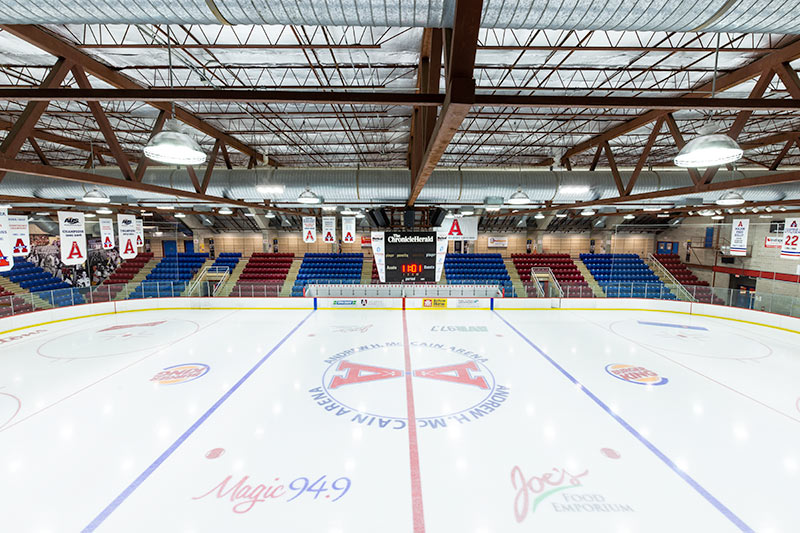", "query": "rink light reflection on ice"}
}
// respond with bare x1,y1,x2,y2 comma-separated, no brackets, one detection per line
0,299,798,532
